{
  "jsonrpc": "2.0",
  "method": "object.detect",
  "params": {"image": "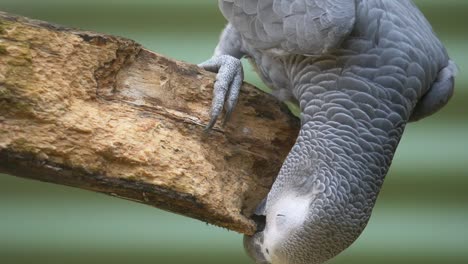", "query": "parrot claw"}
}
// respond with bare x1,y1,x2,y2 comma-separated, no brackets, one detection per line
198,55,244,130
